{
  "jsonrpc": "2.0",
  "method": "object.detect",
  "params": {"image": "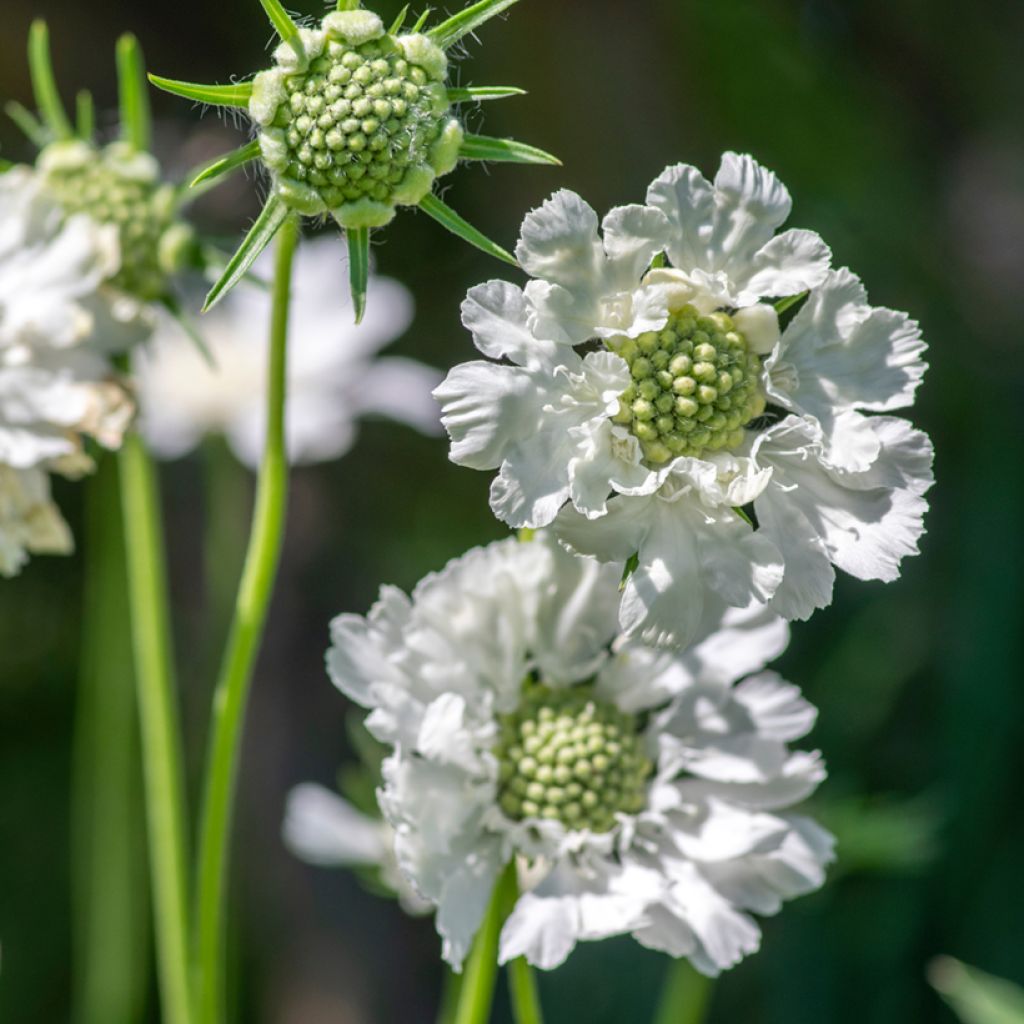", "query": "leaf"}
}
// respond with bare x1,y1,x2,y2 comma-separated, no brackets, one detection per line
928,958,1024,1024
418,192,517,266
388,4,409,33
5,101,49,147
28,20,73,140
75,90,95,142
160,294,216,369
773,290,808,315
446,85,525,102
190,140,261,189
336,0,362,9
257,0,302,48
459,133,560,165
346,226,370,324
147,75,253,108
116,34,152,152
411,8,432,31
203,195,290,312
427,0,518,48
